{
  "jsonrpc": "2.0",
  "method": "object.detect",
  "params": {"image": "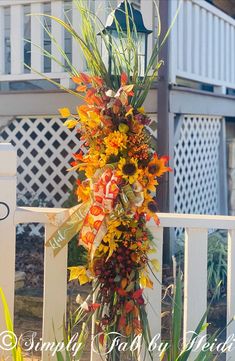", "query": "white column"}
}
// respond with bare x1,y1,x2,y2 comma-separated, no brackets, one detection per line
31,3,44,73
0,7,5,74
51,1,64,73
0,144,17,337
10,5,24,74
42,224,68,361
